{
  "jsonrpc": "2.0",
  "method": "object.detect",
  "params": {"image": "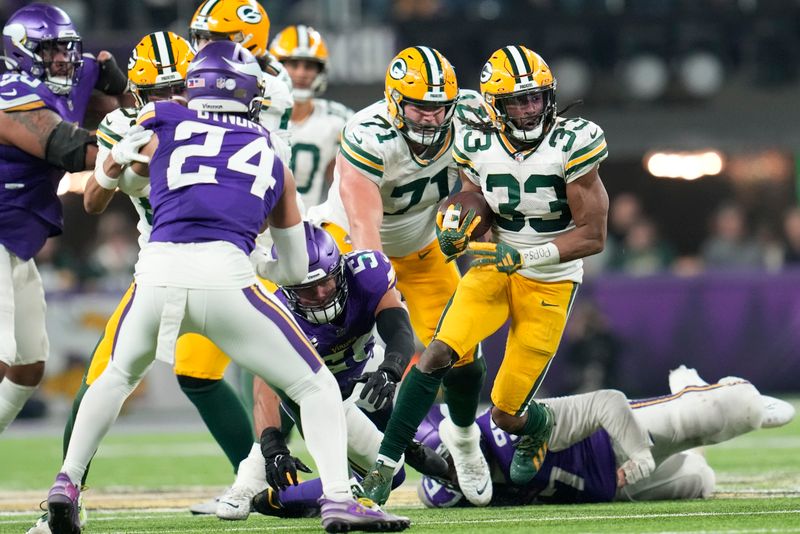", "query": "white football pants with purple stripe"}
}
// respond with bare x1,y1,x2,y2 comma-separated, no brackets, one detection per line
61,282,352,500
